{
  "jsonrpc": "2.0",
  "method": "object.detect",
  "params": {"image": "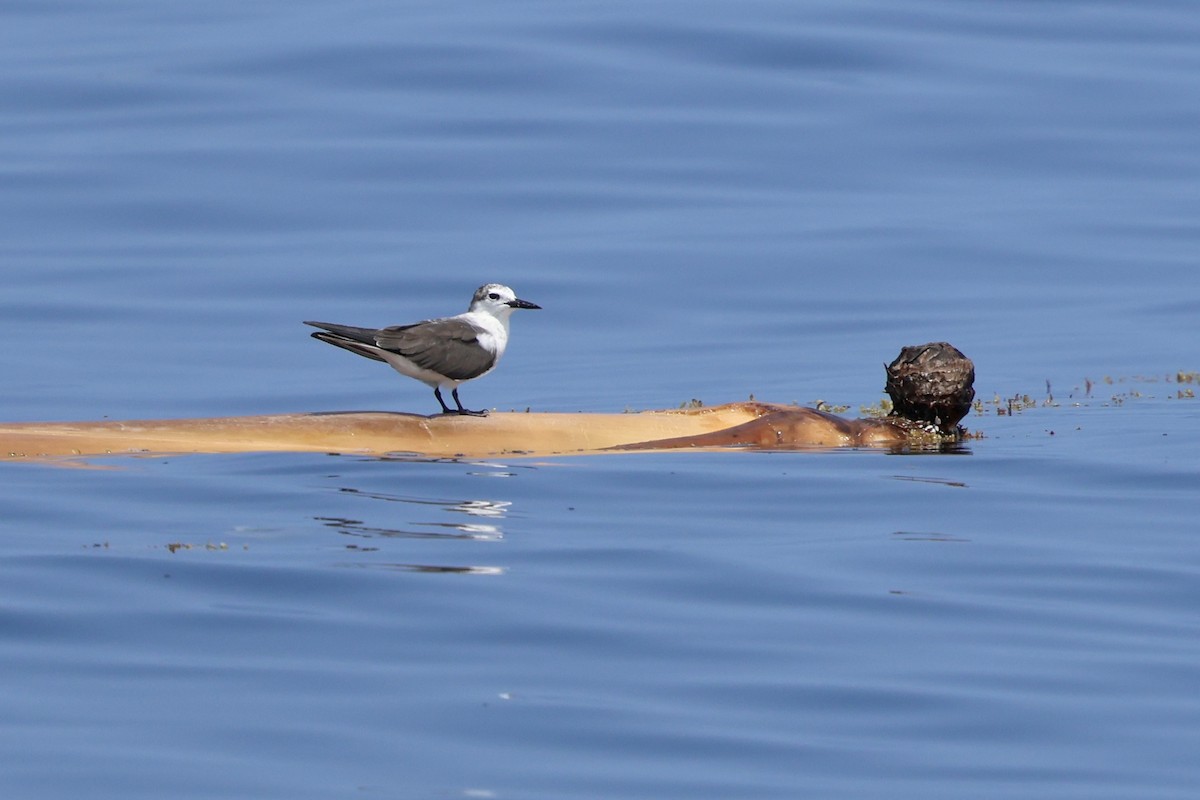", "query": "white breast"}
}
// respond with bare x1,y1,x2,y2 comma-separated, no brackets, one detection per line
468,312,510,360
